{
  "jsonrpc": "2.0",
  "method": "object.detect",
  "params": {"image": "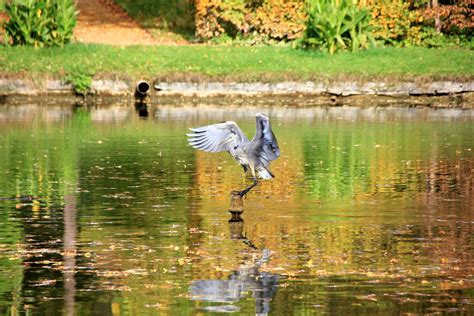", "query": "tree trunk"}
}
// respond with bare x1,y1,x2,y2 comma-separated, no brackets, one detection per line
432,0,442,33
